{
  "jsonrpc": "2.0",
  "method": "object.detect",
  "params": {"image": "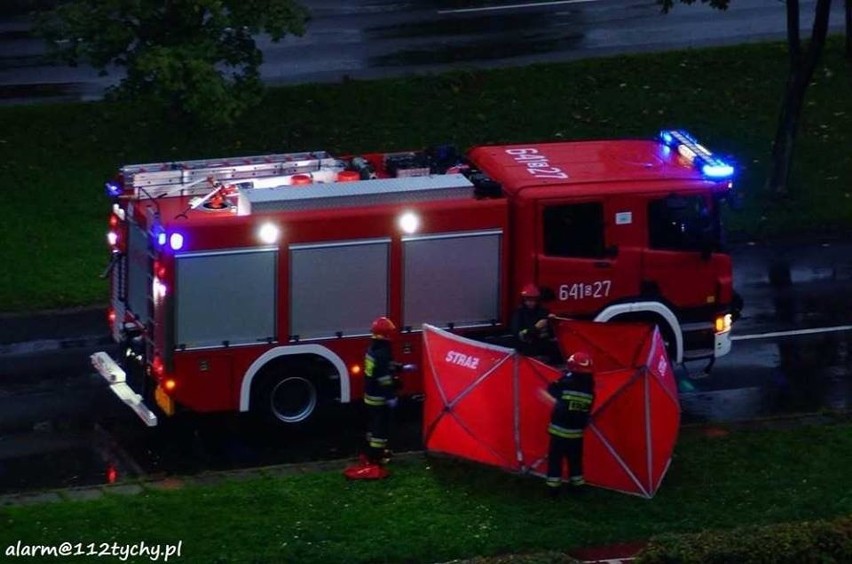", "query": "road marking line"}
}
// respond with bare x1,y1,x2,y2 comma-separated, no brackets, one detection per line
438,0,601,15
733,324,852,341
